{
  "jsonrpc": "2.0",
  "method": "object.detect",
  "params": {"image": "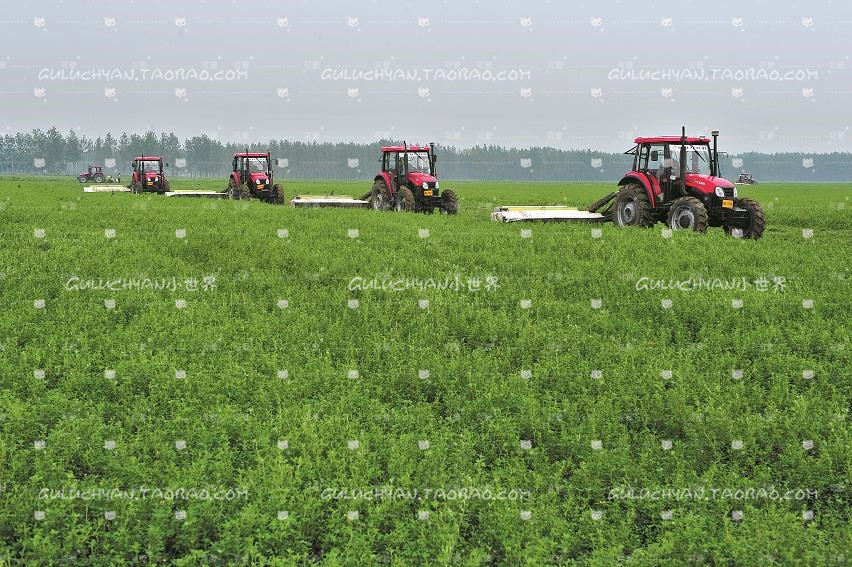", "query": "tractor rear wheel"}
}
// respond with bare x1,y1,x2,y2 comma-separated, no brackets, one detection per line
370,179,392,211
160,179,171,195
271,184,285,204
724,198,765,239
666,196,708,232
93,174,105,183
613,184,653,227
440,189,459,214
395,187,414,212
